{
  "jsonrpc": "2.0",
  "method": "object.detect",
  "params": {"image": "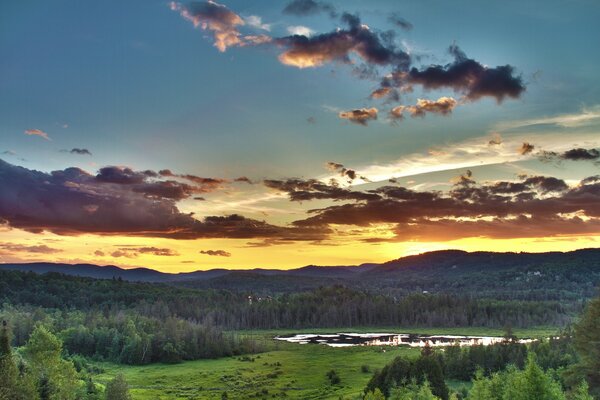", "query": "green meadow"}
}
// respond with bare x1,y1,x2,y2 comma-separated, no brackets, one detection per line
92,326,556,400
